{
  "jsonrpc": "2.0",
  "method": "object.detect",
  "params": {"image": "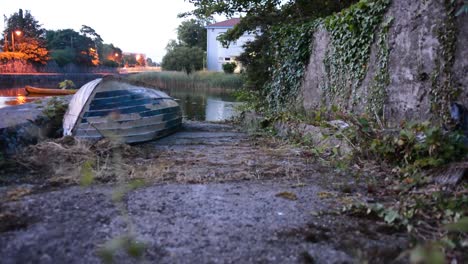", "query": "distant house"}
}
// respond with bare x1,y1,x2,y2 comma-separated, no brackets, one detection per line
205,18,257,72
